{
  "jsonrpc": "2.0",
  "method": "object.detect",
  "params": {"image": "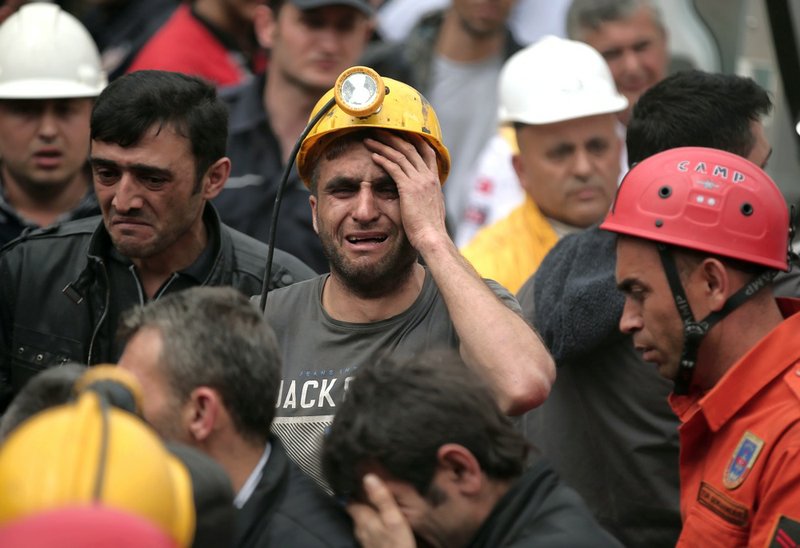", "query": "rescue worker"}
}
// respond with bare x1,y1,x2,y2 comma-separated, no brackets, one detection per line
602,146,800,546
